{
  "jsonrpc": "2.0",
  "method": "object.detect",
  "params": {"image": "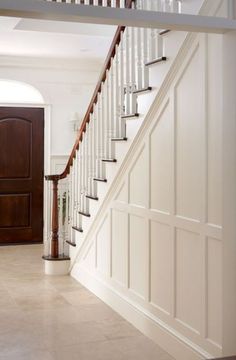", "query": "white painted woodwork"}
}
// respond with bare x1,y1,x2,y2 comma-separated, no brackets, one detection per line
71,19,225,359
42,0,236,357
1,0,236,34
